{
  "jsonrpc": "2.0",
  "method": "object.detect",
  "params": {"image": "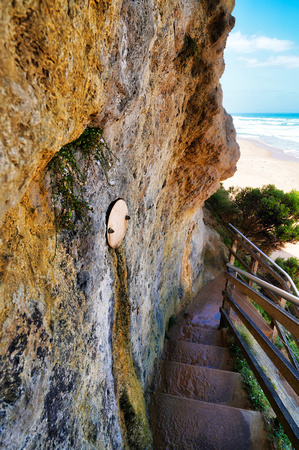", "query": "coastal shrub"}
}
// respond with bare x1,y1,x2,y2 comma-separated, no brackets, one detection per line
207,184,299,254
275,256,299,289
233,185,299,252
206,184,239,222
47,127,115,232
